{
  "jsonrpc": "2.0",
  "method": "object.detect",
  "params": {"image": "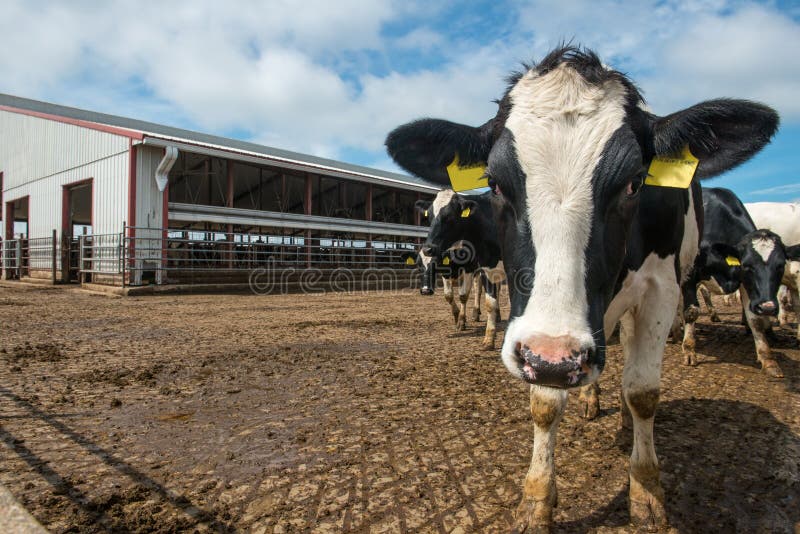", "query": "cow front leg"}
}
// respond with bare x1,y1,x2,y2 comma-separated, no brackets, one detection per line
442,277,459,324
576,382,600,420
455,272,473,331
699,284,720,322
621,289,674,530
513,386,567,534
777,285,791,327
741,290,783,377
681,319,698,366
471,274,483,321
481,281,499,349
